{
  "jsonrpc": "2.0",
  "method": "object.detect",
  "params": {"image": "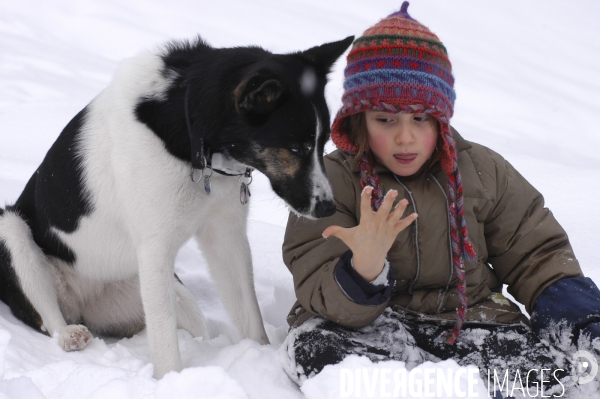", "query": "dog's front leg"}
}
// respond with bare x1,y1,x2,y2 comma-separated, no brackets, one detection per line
137,241,181,379
196,208,269,345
